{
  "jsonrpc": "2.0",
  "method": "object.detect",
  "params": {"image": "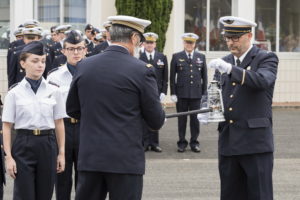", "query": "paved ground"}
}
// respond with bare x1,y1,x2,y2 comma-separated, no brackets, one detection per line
3,108,300,199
